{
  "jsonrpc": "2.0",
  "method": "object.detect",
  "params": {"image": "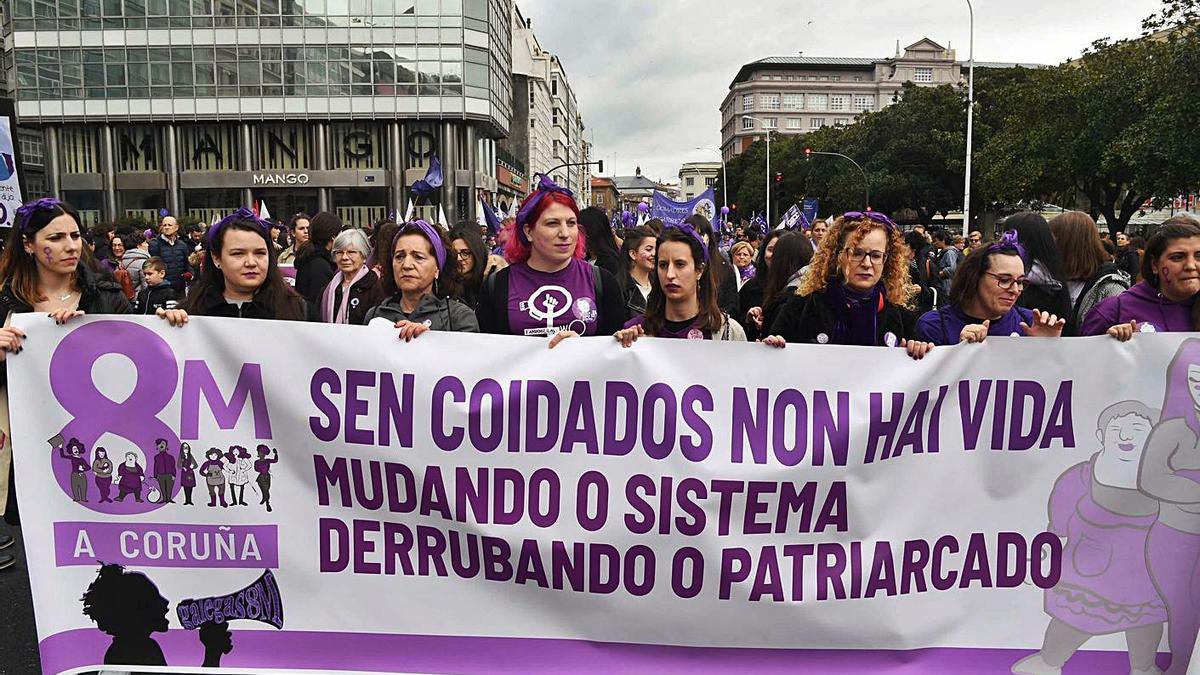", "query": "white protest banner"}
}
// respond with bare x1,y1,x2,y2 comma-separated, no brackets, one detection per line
8,315,1199,674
